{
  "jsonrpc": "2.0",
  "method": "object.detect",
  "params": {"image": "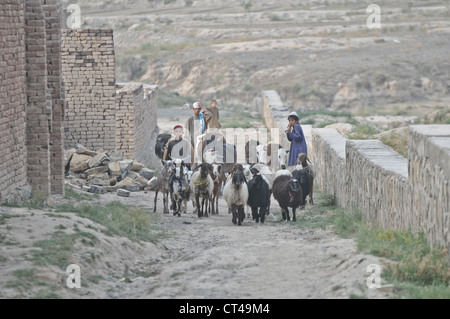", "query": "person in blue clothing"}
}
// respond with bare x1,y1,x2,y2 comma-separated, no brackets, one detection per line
285,111,307,168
